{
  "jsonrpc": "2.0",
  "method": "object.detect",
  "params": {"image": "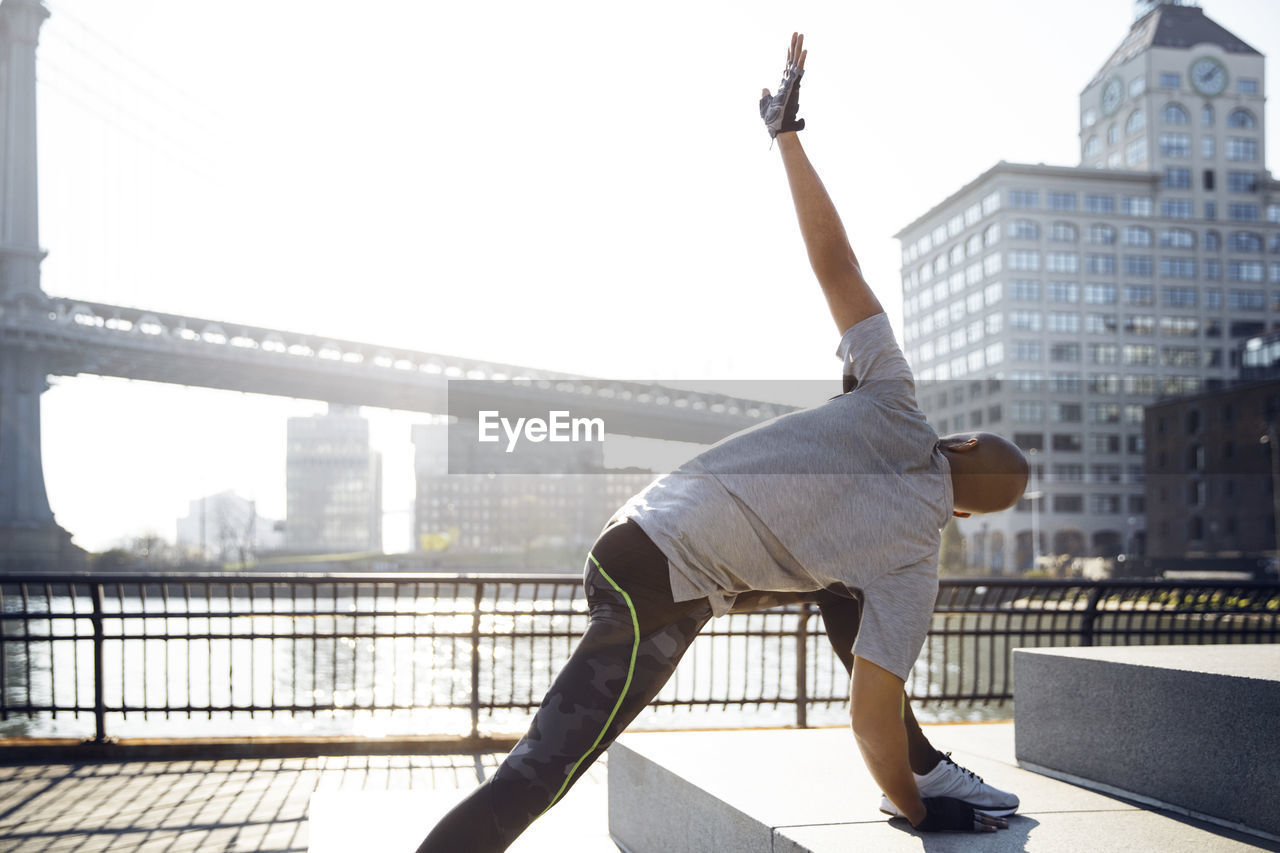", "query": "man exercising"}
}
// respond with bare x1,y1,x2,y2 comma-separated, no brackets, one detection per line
416,33,1029,851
